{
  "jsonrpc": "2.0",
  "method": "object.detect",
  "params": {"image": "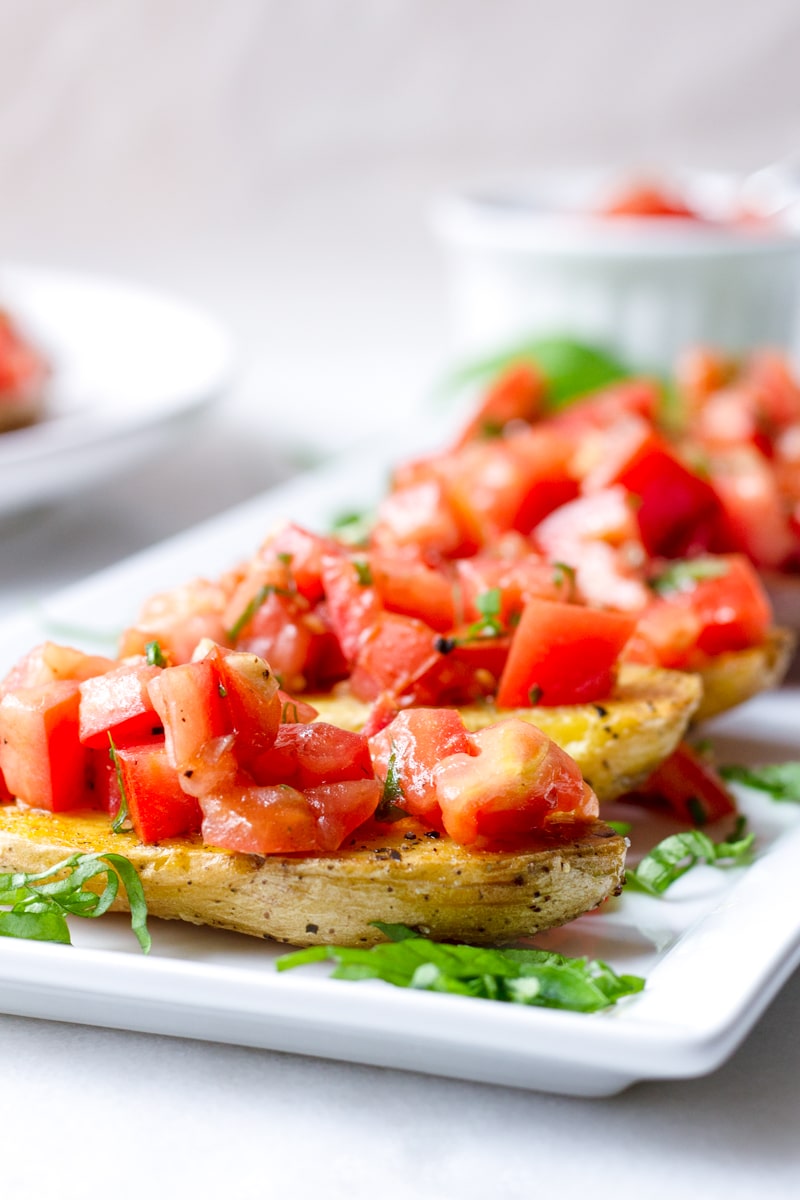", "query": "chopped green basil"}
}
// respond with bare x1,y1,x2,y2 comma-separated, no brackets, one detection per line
375,748,410,823
277,922,644,1012
226,583,293,641
650,557,729,596
527,685,543,705
626,817,754,896
720,762,800,803
606,820,632,837
353,559,373,587
0,852,150,952
330,510,374,546
144,640,167,668
458,588,505,643
108,736,132,834
552,561,577,600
